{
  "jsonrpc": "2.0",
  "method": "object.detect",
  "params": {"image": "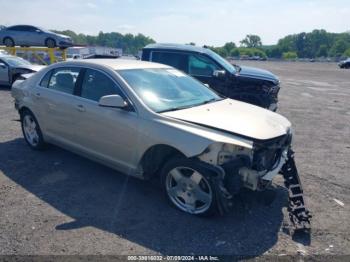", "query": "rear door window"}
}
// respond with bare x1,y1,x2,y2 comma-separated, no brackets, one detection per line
6,26,24,31
48,67,80,94
80,69,121,102
151,51,189,72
